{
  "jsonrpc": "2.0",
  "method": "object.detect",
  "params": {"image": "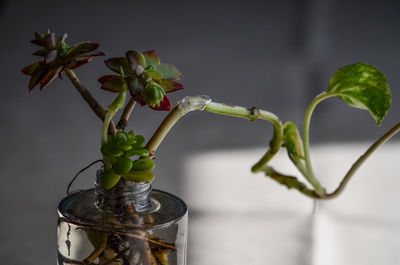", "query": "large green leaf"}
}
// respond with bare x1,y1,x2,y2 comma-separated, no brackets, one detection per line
328,63,391,125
